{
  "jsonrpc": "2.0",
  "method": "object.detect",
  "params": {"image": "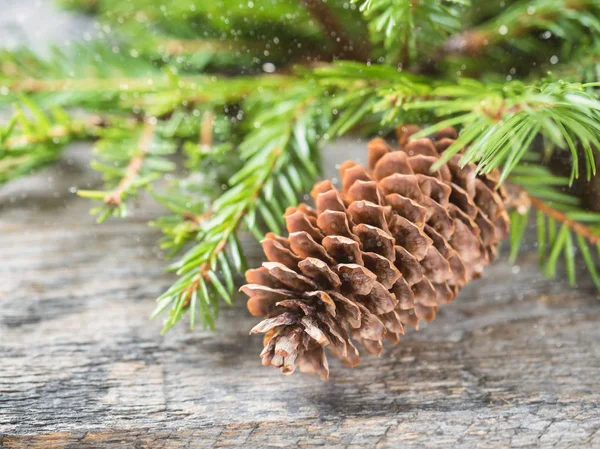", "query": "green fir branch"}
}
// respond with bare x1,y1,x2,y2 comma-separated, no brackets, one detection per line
0,98,103,184
57,0,347,67
77,117,182,222
0,45,294,116
153,84,331,331
352,0,469,65
151,111,237,258
509,165,600,290
314,62,600,183
411,80,600,183
445,0,600,59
